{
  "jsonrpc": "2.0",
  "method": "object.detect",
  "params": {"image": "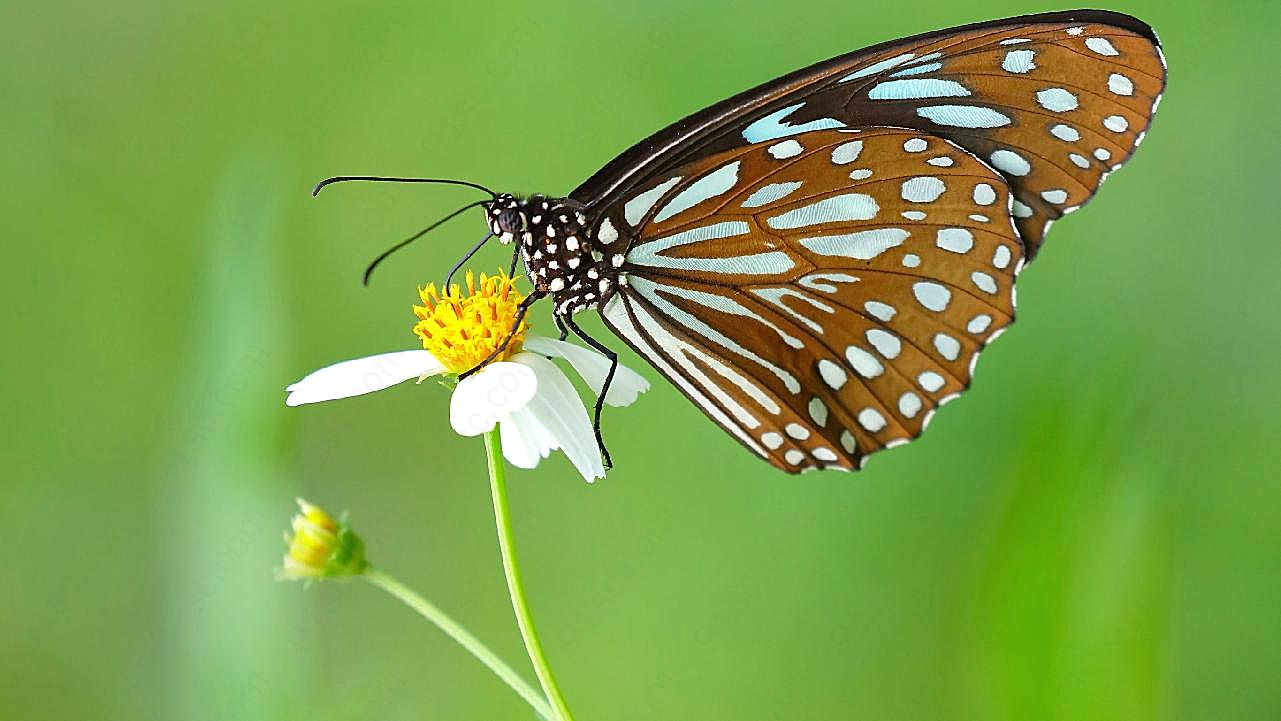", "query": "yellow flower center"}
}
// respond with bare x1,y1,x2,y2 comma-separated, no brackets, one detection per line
413,270,529,374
